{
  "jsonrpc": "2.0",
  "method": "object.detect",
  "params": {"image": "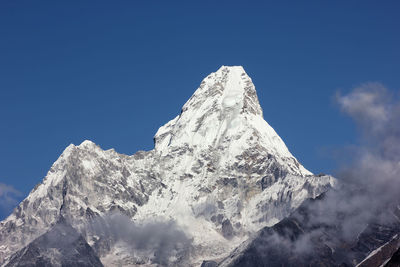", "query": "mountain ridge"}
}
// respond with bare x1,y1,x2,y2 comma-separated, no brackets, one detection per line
0,66,335,266
5,216,103,267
